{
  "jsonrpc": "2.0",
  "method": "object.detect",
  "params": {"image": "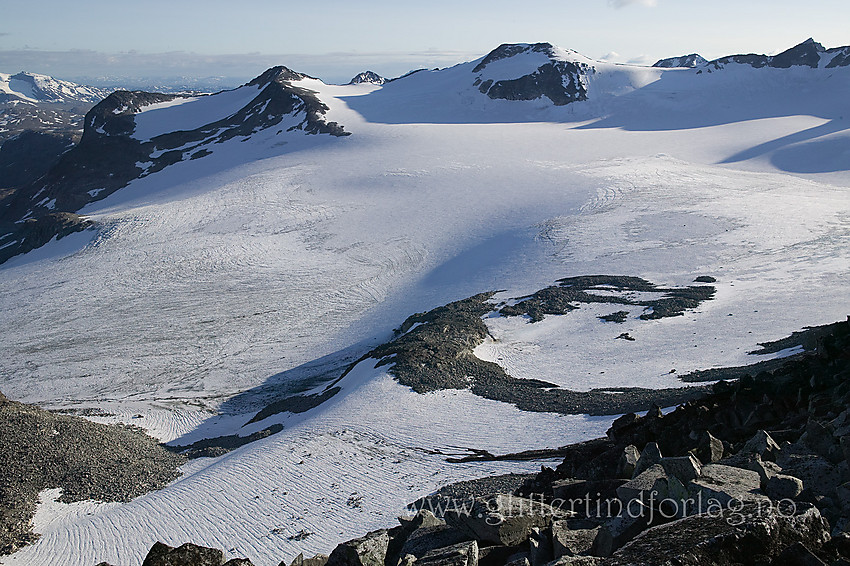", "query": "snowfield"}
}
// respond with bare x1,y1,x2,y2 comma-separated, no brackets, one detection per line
0,71,110,104
131,86,262,140
0,45,849,565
